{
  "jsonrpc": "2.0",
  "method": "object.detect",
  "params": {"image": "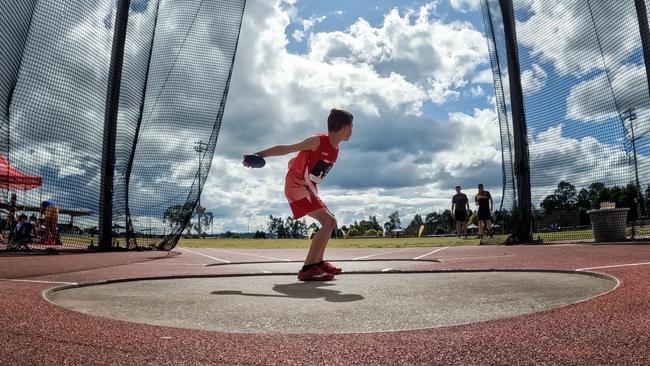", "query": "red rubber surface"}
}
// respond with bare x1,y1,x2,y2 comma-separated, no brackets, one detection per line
1,244,648,365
